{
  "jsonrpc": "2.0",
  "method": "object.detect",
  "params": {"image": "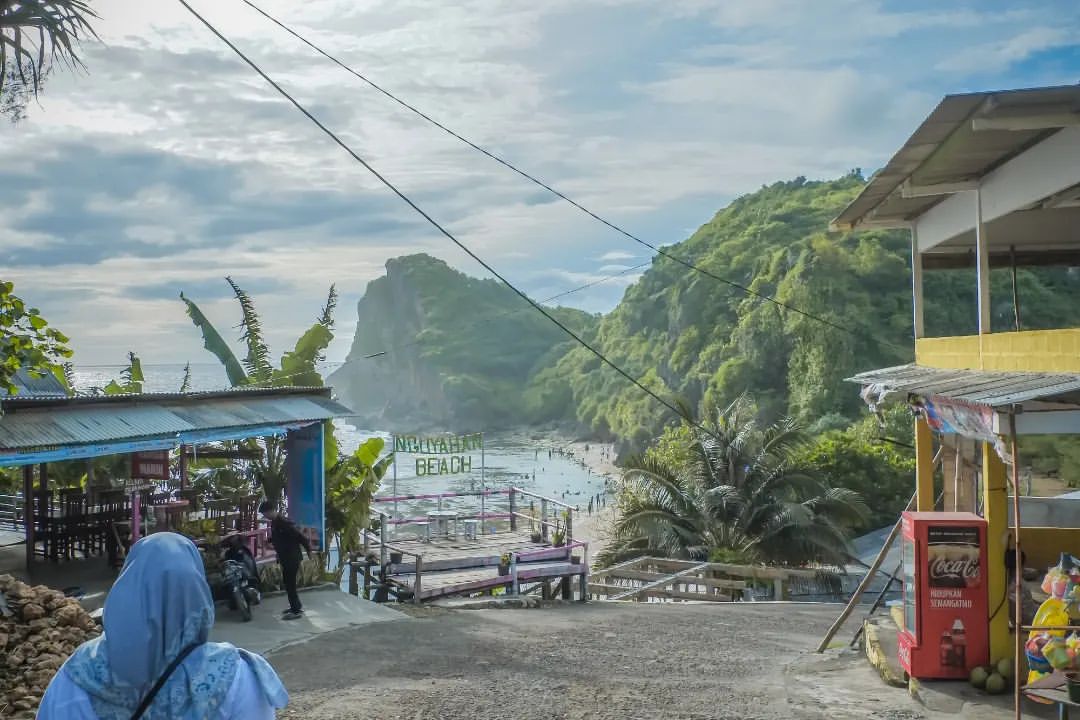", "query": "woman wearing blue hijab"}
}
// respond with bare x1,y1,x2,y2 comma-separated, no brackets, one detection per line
38,532,288,719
